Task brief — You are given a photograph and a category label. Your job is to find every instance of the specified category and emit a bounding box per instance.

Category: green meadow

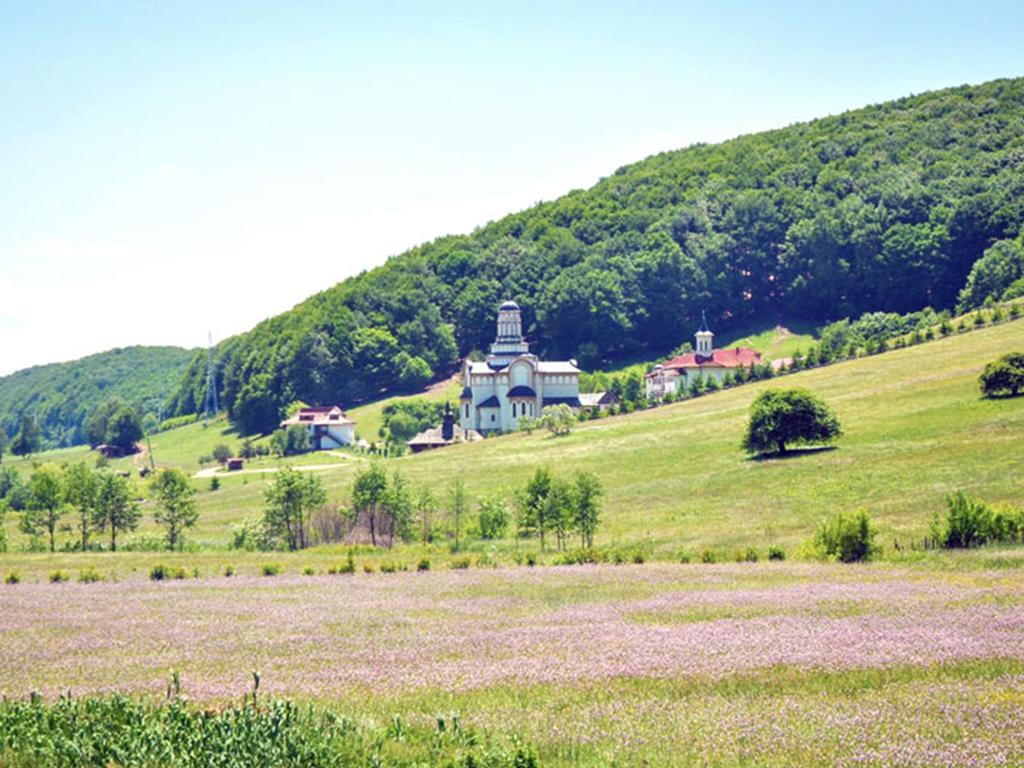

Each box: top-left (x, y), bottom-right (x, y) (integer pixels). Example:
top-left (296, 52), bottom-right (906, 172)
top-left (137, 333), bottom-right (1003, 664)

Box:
top-left (3, 316), bottom-right (1022, 568)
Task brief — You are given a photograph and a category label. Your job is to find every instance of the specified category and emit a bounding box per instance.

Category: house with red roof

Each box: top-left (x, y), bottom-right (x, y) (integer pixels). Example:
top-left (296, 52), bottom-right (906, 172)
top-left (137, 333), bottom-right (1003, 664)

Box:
top-left (645, 312), bottom-right (762, 399)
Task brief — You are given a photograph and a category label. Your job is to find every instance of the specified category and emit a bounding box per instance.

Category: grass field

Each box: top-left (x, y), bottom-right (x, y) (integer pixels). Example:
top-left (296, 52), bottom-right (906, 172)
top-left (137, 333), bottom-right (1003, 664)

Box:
top-left (3, 317), bottom-right (1022, 557)
top-left (2, 561), bottom-right (1023, 766)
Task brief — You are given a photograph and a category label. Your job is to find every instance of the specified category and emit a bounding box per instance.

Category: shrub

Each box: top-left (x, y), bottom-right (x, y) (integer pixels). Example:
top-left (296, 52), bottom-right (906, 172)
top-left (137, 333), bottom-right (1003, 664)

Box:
top-left (150, 564), bottom-right (168, 581)
top-left (212, 444), bottom-right (232, 464)
top-left (5, 571), bottom-right (21, 585)
top-left (302, 566), bottom-right (316, 576)
top-left (450, 556), bottom-right (471, 570)
top-left (631, 551), bottom-right (646, 565)
top-left (338, 550), bottom-right (356, 574)
top-left (933, 491), bottom-right (1024, 548)
top-left (417, 558), bottom-right (431, 572)
top-left (678, 552), bottom-right (691, 564)
top-left (261, 563), bottom-right (281, 577)
top-left (172, 567), bottom-right (188, 580)
top-left (362, 564), bottom-right (375, 574)
top-left (525, 554), bottom-right (537, 567)
top-left (477, 497), bottom-right (510, 540)
top-left (49, 570), bottom-right (70, 583)
top-left (979, 351), bottom-right (1024, 397)
top-left (768, 545), bottom-right (786, 561)
top-left (77, 567), bottom-right (102, 583)
top-left (210, 477), bottom-right (220, 492)
top-left (223, 565), bottom-right (235, 577)
top-left (379, 561), bottom-right (397, 574)
top-left (743, 547), bottom-right (759, 563)
top-left (700, 549), bottom-right (718, 564)
top-left (814, 510), bottom-right (877, 562)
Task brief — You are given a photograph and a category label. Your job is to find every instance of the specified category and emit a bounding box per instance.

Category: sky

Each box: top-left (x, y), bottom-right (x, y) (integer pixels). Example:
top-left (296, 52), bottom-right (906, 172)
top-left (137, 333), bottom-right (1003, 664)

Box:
top-left (1, 1), bottom-right (1023, 375)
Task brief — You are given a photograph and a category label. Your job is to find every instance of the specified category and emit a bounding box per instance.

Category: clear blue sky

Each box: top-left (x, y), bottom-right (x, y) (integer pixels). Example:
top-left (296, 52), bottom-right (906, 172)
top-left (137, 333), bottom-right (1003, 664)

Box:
top-left (1, 0), bottom-right (1022, 374)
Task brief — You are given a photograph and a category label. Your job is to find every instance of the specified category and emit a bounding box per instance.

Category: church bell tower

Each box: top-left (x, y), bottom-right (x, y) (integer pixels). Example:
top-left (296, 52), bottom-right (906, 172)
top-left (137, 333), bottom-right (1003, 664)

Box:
top-left (695, 310), bottom-right (714, 357)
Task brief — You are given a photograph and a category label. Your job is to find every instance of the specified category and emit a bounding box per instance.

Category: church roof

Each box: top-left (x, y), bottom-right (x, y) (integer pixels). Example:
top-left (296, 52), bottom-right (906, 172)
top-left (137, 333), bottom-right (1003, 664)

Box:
top-left (507, 385), bottom-right (536, 398)
top-left (537, 361), bottom-right (580, 374)
top-left (697, 310), bottom-right (711, 334)
top-left (543, 396), bottom-right (582, 407)
top-left (651, 347), bottom-right (762, 374)
top-left (460, 386), bottom-right (472, 400)
top-left (477, 395), bottom-right (501, 408)
top-left (499, 299), bottom-right (520, 311)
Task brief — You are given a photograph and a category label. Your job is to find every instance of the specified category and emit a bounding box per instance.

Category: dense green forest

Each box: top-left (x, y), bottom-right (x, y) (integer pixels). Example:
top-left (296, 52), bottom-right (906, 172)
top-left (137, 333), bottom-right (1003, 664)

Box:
top-left (0, 347), bottom-right (195, 449)
top-left (163, 77), bottom-right (1024, 434)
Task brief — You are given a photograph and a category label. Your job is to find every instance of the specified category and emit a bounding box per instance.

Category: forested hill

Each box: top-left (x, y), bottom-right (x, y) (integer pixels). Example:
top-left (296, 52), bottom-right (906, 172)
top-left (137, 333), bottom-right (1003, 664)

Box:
top-left (170, 77), bottom-right (1024, 434)
top-left (0, 346), bottom-right (196, 449)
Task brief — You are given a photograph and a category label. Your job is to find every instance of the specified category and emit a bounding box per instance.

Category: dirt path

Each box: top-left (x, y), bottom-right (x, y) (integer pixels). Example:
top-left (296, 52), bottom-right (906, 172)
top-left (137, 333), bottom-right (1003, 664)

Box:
top-left (192, 452), bottom-right (362, 480)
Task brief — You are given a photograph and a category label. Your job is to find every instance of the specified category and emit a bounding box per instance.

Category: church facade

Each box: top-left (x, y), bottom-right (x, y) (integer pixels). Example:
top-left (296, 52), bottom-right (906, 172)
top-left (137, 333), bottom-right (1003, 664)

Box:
top-left (460, 300), bottom-right (581, 434)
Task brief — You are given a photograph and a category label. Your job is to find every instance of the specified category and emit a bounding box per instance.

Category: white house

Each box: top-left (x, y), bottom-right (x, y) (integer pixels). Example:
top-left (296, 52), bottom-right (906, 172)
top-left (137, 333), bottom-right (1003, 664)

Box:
top-left (279, 406), bottom-right (356, 450)
top-left (460, 300), bottom-right (581, 434)
top-left (645, 313), bottom-right (762, 399)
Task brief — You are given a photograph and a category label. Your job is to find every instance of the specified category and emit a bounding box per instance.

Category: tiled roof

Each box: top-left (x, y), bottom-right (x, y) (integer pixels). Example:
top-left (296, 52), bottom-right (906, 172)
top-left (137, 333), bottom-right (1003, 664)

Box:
top-left (656, 347), bottom-right (761, 372)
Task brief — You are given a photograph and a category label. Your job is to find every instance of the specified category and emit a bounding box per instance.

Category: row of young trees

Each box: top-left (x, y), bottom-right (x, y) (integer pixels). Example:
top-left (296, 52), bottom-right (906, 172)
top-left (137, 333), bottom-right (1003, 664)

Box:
top-left (0, 464), bottom-right (197, 553)
top-left (253, 463), bottom-right (603, 553)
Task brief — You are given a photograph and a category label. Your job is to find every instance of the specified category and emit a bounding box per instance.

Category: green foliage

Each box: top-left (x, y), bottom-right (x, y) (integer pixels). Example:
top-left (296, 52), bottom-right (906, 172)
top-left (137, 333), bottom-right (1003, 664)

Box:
top-left (743, 388), bottom-right (842, 455)
top-left (768, 546), bottom-right (786, 561)
top-left (352, 463), bottom-right (389, 548)
top-left (814, 510), bottom-right (877, 562)
top-left (11, 414), bottom-right (42, 456)
top-left (262, 468), bottom-right (326, 551)
top-left (262, 563), bottom-right (281, 576)
top-left (380, 399), bottom-right (445, 444)
top-left (979, 351), bottom-right (1024, 397)
top-left (476, 496), bottom-right (510, 540)
top-left (92, 472), bottom-right (141, 552)
top-left (211, 444), bottom-right (232, 464)
top-left (21, 464), bottom-right (66, 552)
top-left (151, 468), bottom-right (199, 551)
top-left (0, 346), bottom-right (193, 449)
top-left (957, 235), bottom-right (1024, 311)
top-left (104, 403), bottom-right (144, 454)
top-left (64, 462), bottom-right (99, 551)
top-left (933, 491), bottom-right (1024, 548)
top-left (448, 476), bottom-right (468, 552)
top-left (169, 79), bottom-right (1024, 433)
top-left (515, 467), bottom-right (604, 551)
top-left (540, 403), bottom-right (575, 436)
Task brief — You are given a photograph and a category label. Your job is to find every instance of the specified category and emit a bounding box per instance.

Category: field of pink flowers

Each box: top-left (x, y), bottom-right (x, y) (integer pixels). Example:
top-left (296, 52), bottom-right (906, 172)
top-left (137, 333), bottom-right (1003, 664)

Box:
top-left (3, 562), bottom-right (1023, 766)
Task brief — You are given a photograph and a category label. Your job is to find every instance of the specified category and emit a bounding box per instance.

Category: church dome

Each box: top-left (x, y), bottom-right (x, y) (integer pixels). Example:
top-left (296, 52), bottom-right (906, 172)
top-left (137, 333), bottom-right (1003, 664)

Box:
top-left (499, 300), bottom-right (520, 311)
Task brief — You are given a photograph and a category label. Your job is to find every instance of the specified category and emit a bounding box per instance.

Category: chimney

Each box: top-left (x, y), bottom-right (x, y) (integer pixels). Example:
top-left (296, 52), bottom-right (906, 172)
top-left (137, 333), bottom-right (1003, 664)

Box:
top-left (442, 402), bottom-right (454, 441)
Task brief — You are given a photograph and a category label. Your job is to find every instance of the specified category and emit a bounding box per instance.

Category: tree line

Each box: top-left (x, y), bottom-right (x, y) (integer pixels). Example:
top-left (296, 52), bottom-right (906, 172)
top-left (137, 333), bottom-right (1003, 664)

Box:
top-left (0, 464), bottom-right (197, 553)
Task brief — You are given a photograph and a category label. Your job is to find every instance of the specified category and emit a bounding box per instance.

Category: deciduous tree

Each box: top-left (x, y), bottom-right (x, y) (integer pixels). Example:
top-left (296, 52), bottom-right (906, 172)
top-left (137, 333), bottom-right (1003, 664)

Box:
top-left (742, 389), bottom-right (842, 456)
top-left (21, 465), bottom-right (65, 552)
top-left (92, 472), bottom-right (141, 552)
top-left (152, 468), bottom-right (199, 551)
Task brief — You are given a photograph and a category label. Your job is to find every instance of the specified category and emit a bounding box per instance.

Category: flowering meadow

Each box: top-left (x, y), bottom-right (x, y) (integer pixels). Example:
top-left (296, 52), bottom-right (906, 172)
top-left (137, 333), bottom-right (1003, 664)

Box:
top-left (3, 562), bottom-right (1024, 766)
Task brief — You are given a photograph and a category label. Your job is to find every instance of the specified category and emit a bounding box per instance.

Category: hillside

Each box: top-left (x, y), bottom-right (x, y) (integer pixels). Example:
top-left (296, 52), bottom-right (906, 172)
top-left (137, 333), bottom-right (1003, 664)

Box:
top-left (10, 317), bottom-right (1016, 556)
top-left (167, 77), bottom-right (1024, 434)
top-left (0, 346), bottom-right (196, 449)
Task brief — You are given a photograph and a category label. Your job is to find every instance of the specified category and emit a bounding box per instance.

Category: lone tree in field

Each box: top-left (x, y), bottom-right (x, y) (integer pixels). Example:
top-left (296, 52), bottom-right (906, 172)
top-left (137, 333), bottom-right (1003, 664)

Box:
top-left (152, 468), bottom-right (199, 551)
top-left (742, 388), bottom-right (842, 456)
top-left (979, 351), bottom-right (1024, 397)
top-left (352, 463), bottom-right (388, 547)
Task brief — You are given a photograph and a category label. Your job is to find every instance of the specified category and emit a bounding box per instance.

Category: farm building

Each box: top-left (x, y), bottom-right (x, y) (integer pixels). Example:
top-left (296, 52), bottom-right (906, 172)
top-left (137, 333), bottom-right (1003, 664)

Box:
top-left (578, 391), bottom-right (619, 411)
top-left (645, 313), bottom-right (762, 399)
top-left (279, 406), bottom-right (356, 450)
top-left (459, 300), bottom-right (580, 434)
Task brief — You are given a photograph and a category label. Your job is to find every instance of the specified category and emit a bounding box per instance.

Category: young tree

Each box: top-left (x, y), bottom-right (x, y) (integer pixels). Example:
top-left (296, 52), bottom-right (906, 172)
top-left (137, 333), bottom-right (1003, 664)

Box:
top-left (545, 477), bottom-right (574, 550)
top-left (64, 462), bottom-right (99, 551)
top-left (10, 415), bottom-right (42, 457)
top-left (285, 424), bottom-right (312, 455)
top-left (21, 465), bottom-right (65, 552)
top-left (382, 471), bottom-right (414, 547)
top-left (540, 404), bottom-right (575, 437)
top-left (517, 467), bottom-right (552, 549)
top-left (448, 477), bottom-right (468, 552)
top-left (573, 471), bottom-right (603, 549)
top-left (92, 471), bottom-right (141, 552)
top-left (980, 351), bottom-right (1024, 397)
top-left (212, 444), bottom-right (232, 465)
top-left (263, 468), bottom-right (326, 550)
top-left (352, 463), bottom-right (388, 547)
top-left (416, 485), bottom-right (436, 542)
top-left (152, 468), bottom-right (199, 551)
top-left (477, 496), bottom-right (510, 540)
top-left (742, 388), bottom-right (842, 456)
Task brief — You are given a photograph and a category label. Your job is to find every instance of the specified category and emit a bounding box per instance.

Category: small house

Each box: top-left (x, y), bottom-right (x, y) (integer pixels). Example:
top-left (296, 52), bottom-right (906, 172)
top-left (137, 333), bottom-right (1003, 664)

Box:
top-left (279, 406), bottom-right (356, 450)
top-left (226, 457), bottom-right (244, 471)
top-left (578, 391), bottom-right (619, 411)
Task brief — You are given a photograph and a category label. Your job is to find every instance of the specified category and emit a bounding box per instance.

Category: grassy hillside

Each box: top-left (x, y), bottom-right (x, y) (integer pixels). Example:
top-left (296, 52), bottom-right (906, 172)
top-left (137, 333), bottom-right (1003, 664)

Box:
top-left (170, 77), bottom-right (1024, 434)
top-left (0, 346), bottom-right (195, 448)
top-left (8, 316), bottom-right (1018, 556)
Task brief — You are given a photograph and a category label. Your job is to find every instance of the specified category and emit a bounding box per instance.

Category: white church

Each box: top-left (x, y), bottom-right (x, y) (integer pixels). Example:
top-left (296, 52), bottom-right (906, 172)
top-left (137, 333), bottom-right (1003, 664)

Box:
top-left (460, 300), bottom-right (581, 434)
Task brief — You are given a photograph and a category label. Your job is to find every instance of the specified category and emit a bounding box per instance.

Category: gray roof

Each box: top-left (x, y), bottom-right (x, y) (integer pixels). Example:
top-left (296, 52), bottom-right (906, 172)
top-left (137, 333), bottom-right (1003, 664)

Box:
top-left (537, 361), bottom-right (580, 374)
